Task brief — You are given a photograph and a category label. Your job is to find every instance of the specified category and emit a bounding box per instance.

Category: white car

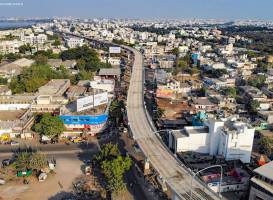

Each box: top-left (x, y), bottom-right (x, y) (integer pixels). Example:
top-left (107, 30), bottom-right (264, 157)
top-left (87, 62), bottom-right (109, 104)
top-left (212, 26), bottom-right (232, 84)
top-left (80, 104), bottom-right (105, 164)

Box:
top-left (0, 179), bottom-right (6, 185)
top-left (10, 141), bottom-right (19, 146)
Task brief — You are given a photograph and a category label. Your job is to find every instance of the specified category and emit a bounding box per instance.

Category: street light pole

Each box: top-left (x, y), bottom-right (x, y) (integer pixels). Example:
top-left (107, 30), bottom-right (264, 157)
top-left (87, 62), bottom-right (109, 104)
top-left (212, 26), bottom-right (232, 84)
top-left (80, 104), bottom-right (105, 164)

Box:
top-left (190, 165), bottom-right (223, 200)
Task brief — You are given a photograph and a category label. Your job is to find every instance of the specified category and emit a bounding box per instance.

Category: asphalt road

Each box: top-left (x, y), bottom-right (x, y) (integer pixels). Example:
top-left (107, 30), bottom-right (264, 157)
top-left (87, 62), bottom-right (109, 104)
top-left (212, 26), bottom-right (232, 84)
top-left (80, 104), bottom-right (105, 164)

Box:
top-left (0, 142), bottom-right (99, 161)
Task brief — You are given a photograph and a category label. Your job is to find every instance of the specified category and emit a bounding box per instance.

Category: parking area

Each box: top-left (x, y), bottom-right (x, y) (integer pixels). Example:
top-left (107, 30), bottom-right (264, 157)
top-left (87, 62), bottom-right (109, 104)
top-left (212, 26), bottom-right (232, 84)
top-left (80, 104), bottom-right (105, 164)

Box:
top-left (0, 151), bottom-right (96, 200)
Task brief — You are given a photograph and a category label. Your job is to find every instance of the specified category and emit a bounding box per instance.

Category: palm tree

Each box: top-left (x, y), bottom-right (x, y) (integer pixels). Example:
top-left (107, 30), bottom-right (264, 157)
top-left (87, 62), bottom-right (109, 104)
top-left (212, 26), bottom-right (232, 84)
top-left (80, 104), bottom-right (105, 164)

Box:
top-left (109, 99), bottom-right (124, 125)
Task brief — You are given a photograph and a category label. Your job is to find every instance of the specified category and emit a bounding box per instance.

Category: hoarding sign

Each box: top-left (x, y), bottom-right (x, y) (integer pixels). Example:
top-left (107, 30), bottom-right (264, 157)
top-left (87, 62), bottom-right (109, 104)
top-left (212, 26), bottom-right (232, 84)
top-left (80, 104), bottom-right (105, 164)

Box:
top-left (76, 96), bottom-right (94, 112)
top-left (109, 46), bottom-right (121, 54)
top-left (94, 92), bottom-right (108, 107)
top-left (156, 89), bottom-right (174, 99)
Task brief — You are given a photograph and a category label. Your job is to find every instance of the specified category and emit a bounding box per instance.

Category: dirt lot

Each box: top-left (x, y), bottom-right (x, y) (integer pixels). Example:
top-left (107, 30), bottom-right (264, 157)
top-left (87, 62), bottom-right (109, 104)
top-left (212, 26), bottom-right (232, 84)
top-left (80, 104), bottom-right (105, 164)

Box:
top-left (157, 98), bottom-right (190, 119)
top-left (0, 154), bottom-right (83, 200)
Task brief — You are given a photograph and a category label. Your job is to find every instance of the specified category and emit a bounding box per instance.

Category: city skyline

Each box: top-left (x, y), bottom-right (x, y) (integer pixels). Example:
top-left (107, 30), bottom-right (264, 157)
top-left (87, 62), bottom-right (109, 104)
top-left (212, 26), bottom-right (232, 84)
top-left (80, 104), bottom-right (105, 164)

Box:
top-left (0, 0), bottom-right (273, 20)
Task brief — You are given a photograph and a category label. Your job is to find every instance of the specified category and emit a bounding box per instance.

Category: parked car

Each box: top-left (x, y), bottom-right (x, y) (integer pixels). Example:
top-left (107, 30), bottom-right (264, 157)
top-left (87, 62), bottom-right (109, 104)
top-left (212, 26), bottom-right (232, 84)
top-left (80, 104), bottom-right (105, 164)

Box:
top-left (0, 179), bottom-right (6, 185)
top-left (10, 141), bottom-right (19, 146)
top-left (2, 159), bottom-right (12, 167)
top-left (40, 140), bottom-right (48, 145)
top-left (71, 137), bottom-right (82, 143)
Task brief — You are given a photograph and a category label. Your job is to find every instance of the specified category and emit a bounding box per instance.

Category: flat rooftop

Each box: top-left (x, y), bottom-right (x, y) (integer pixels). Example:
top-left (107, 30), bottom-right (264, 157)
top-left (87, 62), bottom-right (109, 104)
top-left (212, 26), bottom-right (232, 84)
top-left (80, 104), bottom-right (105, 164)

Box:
top-left (185, 126), bottom-right (209, 135)
top-left (254, 161), bottom-right (273, 181)
top-left (0, 110), bottom-right (26, 121)
top-left (38, 79), bottom-right (70, 95)
top-left (98, 68), bottom-right (121, 76)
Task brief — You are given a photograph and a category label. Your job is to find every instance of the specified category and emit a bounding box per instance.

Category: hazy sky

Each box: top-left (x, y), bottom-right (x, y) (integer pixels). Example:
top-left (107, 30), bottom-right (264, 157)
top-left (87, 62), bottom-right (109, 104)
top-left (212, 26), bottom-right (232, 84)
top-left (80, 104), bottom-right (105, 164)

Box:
top-left (0, 0), bottom-right (273, 20)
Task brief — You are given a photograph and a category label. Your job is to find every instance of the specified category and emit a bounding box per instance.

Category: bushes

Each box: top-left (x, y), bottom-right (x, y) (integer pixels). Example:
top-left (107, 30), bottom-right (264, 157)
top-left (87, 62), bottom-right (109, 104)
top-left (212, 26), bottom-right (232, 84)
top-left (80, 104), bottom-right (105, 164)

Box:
top-left (14, 151), bottom-right (47, 172)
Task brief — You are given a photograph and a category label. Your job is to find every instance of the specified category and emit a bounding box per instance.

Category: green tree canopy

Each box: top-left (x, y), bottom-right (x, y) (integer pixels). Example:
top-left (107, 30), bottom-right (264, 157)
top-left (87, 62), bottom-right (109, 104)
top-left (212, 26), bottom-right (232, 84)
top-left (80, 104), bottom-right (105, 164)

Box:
top-left (34, 50), bottom-right (60, 59)
top-left (249, 99), bottom-right (260, 113)
top-left (223, 87), bottom-right (237, 98)
top-left (60, 46), bottom-right (111, 72)
top-left (4, 53), bottom-right (21, 61)
top-left (109, 99), bottom-right (124, 125)
top-left (95, 143), bottom-right (132, 194)
top-left (171, 47), bottom-right (180, 56)
top-left (248, 75), bottom-right (266, 89)
top-left (19, 44), bottom-right (32, 54)
top-left (52, 37), bottom-right (61, 46)
top-left (9, 63), bottom-right (69, 94)
top-left (95, 143), bottom-right (120, 163)
top-left (0, 77), bottom-right (8, 85)
top-left (259, 137), bottom-right (272, 156)
top-left (35, 54), bottom-right (48, 65)
top-left (33, 113), bottom-right (64, 139)
top-left (76, 70), bottom-right (93, 81)
top-left (14, 151), bottom-right (47, 172)
top-left (102, 155), bottom-right (132, 193)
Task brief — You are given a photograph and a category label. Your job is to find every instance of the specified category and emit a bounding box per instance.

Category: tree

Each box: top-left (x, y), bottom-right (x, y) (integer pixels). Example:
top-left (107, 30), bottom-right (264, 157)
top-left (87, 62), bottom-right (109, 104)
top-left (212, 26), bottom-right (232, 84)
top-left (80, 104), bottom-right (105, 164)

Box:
top-left (70, 26), bottom-right (75, 32)
top-left (176, 57), bottom-right (189, 71)
top-left (199, 87), bottom-right (207, 97)
top-left (247, 50), bottom-right (257, 58)
top-left (0, 77), bottom-right (7, 85)
top-left (248, 75), bottom-right (266, 89)
top-left (95, 143), bottom-right (120, 163)
top-left (29, 152), bottom-right (47, 171)
top-left (5, 53), bottom-right (21, 61)
top-left (35, 54), bottom-right (48, 65)
top-left (33, 113), bottom-right (64, 139)
top-left (171, 47), bottom-right (180, 56)
top-left (9, 63), bottom-right (67, 94)
top-left (249, 100), bottom-right (260, 113)
top-left (212, 69), bottom-right (228, 78)
top-left (156, 107), bottom-right (165, 119)
top-left (223, 87), bottom-right (237, 98)
top-left (19, 44), bottom-right (32, 54)
top-left (109, 99), bottom-right (124, 125)
top-left (95, 144), bottom-right (132, 195)
top-left (189, 67), bottom-right (200, 75)
top-left (255, 61), bottom-right (268, 73)
top-left (102, 155), bottom-right (132, 193)
top-left (76, 70), bottom-right (93, 81)
top-left (52, 37), bottom-right (61, 46)
top-left (14, 151), bottom-right (47, 172)
top-left (14, 152), bottom-right (31, 171)
top-left (259, 137), bottom-right (272, 156)
top-left (75, 58), bottom-right (86, 70)
top-left (60, 46), bottom-right (111, 72)
top-left (34, 50), bottom-right (59, 59)
top-left (0, 54), bottom-right (3, 62)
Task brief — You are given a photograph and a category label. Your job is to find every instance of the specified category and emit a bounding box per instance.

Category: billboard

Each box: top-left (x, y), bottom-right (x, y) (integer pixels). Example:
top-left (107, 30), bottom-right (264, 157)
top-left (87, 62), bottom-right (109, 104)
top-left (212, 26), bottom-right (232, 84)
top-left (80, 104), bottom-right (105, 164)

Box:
top-left (76, 96), bottom-right (94, 112)
top-left (60, 114), bottom-right (108, 125)
top-left (94, 92), bottom-right (108, 107)
top-left (76, 92), bottom-right (108, 112)
top-left (156, 89), bottom-right (174, 99)
top-left (109, 46), bottom-right (121, 54)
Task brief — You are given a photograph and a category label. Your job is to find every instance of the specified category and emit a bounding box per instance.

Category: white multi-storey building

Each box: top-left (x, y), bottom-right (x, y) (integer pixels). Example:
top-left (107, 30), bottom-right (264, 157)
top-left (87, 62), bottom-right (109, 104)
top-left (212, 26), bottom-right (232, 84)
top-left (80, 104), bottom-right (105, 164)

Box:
top-left (21, 33), bottom-right (48, 46)
top-left (168, 118), bottom-right (255, 163)
top-left (66, 37), bottom-right (84, 48)
top-left (0, 40), bottom-right (22, 54)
